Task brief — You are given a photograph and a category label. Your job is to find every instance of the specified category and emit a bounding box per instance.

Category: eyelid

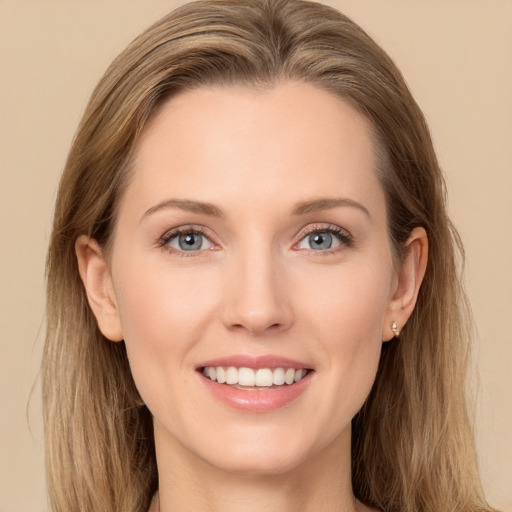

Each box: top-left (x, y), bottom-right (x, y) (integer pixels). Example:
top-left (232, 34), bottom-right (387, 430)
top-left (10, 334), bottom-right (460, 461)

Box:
top-left (156, 222), bottom-right (353, 255)
top-left (157, 224), bottom-right (219, 255)
top-left (292, 223), bottom-right (354, 251)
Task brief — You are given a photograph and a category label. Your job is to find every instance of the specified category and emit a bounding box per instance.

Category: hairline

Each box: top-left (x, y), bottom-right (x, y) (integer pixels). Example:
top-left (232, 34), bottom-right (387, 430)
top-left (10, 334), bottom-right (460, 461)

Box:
top-left (102, 78), bottom-right (400, 263)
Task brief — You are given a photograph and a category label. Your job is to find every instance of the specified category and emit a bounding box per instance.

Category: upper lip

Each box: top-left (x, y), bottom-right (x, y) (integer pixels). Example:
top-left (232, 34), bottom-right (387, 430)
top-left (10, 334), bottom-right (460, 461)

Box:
top-left (197, 354), bottom-right (313, 370)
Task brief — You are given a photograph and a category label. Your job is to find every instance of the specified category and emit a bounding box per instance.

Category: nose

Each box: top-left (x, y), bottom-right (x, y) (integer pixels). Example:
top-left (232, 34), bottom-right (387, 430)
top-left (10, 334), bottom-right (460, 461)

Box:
top-left (221, 246), bottom-right (294, 336)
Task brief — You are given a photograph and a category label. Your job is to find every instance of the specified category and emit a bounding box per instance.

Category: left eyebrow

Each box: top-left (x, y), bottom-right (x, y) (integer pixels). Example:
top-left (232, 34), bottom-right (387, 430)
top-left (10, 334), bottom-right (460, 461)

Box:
top-left (292, 198), bottom-right (371, 219)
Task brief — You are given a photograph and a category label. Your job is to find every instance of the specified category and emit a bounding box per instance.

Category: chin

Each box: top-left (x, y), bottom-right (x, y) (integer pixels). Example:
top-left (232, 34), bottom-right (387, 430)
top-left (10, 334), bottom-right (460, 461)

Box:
top-left (202, 446), bottom-right (312, 477)
top-left (186, 421), bottom-right (344, 479)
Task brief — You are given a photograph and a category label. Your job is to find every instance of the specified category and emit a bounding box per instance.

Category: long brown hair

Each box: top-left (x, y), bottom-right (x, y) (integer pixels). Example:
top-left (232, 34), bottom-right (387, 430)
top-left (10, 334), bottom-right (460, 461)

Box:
top-left (43, 1), bottom-right (496, 511)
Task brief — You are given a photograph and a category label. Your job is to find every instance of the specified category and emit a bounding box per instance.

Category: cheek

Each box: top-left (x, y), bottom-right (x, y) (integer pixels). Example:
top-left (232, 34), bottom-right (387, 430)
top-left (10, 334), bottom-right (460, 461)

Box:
top-left (300, 255), bottom-right (392, 343)
top-left (111, 255), bottom-right (220, 407)
top-left (297, 257), bottom-right (391, 421)
top-left (114, 252), bottom-right (220, 335)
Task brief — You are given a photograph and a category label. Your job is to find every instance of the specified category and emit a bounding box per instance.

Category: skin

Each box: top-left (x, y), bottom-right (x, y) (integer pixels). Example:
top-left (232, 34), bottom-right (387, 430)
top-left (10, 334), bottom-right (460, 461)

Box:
top-left (76, 82), bottom-right (427, 512)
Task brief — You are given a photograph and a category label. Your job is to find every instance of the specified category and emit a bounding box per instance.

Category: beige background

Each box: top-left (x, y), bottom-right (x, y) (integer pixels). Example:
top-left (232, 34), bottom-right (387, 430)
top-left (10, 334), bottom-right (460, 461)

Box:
top-left (1, 1), bottom-right (511, 511)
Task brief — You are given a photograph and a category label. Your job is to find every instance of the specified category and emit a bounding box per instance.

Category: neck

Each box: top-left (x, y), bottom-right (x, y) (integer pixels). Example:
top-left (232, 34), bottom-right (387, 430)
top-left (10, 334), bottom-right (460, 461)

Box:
top-left (151, 423), bottom-right (365, 512)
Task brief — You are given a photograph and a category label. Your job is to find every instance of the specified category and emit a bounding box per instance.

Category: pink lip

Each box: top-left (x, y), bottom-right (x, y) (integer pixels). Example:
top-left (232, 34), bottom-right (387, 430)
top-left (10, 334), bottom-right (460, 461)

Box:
top-left (197, 354), bottom-right (312, 370)
top-left (196, 354), bottom-right (314, 413)
top-left (199, 372), bottom-right (313, 413)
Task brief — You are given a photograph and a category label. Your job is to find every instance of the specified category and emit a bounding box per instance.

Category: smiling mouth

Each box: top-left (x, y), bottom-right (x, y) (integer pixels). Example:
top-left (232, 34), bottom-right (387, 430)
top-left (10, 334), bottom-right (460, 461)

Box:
top-left (200, 366), bottom-right (311, 389)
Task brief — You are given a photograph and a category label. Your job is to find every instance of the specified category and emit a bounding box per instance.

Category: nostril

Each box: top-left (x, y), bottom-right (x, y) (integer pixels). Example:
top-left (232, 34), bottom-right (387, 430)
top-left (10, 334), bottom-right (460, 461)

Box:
top-left (230, 321), bottom-right (285, 335)
top-left (221, 293), bottom-right (294, 335)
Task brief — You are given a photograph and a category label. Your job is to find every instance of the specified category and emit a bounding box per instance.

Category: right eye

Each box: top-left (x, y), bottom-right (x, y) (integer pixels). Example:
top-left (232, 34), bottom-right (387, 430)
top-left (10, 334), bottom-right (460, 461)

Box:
top-left (162, 229), bottom-right (216, 254)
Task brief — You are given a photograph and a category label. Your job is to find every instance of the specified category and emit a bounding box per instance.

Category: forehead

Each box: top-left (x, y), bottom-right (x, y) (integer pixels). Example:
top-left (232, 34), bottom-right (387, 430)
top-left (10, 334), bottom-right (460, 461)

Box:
top-left (124, 82), bottom-right (385, 218)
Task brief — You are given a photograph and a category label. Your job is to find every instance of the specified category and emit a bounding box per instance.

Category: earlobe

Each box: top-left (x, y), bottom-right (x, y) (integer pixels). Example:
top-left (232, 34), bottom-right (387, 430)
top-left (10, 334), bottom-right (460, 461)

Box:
top-left (75, 235), bottom-right (123, 342)
top-left (383, 227), bottom-right (428, 341)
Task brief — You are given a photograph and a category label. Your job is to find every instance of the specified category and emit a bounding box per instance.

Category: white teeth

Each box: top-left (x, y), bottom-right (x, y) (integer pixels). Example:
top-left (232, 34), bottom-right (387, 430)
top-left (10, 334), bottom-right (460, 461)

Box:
top-left (273, 367), bottom-right (285, 385)
top-left (216, 366), bottom-right (226, 384)
top-left (225, 366), bottom-right (238, 385)
top-left (285, 368), bottom-right (295, 385)
top-left (255, 368), bottom-right (273, 387)
top-left (202, 366), bottom-right (309, 387)
top-left (238, 367), bottom-right (255, 386)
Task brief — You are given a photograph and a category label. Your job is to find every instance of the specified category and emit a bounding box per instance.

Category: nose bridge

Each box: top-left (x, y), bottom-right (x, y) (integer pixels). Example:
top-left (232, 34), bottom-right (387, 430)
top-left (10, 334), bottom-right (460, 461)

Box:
top-left (222, 236), bottom-right (293, 335)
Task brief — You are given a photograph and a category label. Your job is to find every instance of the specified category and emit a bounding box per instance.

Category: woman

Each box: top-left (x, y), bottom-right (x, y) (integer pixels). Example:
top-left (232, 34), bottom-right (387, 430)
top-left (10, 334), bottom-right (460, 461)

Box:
top-left (42, 1), bottom-right (499, 511)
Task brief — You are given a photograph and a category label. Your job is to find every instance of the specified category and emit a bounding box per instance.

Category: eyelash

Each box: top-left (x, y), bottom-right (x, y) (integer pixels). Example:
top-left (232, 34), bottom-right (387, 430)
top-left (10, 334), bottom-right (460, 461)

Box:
top-left (293, 224), bottom-right (354, 254)
top-left (157, 223), bottom-right (354, 256)
top-left (158, 226), bottom-right (215, 257)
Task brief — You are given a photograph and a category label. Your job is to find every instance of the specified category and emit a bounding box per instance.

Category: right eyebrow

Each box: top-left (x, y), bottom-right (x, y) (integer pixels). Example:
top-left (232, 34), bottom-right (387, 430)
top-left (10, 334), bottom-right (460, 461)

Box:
top-left (140, 199), bottom-right (223, 223)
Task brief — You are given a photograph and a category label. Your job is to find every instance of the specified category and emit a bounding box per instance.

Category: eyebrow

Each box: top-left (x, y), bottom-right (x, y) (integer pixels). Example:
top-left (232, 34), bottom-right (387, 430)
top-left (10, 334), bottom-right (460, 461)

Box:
top-left (292, 198), bottom-right (371, 218)
top-left (141, 196), bottom-right (370, 222)
top-left (141, 199), bottom-right (223, 222)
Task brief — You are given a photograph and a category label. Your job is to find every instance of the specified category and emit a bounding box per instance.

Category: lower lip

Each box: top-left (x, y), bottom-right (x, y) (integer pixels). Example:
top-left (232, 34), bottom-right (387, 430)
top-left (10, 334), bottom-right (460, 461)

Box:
top-left (199, 371), bottom-right (313, 413)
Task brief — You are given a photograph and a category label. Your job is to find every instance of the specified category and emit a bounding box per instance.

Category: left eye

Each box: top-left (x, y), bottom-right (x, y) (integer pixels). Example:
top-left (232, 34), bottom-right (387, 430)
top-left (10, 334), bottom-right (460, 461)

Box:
top-left (166, 231), bottom-right (214, 251)
top-left (297, 231), bottom-right (342, 251)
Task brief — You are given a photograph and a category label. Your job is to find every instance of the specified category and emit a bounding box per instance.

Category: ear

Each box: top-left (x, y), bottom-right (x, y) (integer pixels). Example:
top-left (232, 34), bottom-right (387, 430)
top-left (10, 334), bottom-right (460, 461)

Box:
top-left (75, 235), bottom-right (123, 342)
top-left (383, 227), bottom-right (428, 341)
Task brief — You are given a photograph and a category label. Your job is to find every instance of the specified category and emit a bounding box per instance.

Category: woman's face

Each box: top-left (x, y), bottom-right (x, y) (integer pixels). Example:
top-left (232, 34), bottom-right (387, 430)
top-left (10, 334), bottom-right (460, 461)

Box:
top-left (102, 82), bottom-right (402, 475)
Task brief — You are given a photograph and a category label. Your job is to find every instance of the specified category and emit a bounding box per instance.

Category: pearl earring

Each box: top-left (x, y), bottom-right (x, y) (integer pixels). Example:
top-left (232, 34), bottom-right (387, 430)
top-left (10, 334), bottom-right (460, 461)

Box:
top-left (391, 321), bottom-right (400, 337)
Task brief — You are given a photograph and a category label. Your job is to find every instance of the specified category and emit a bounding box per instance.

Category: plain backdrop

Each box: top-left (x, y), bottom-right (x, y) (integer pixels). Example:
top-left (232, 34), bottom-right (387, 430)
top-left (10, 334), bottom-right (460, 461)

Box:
top-left (1, 1), bottom-right (511, 511)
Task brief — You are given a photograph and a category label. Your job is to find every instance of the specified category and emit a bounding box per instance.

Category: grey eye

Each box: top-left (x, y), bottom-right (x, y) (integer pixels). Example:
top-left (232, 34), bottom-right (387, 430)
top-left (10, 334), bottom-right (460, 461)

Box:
top-left (297, 231), bottom-right (342, 251)
top-left (168, 232), bottom-right (212, 251)
top-left (309, 232), bottom-right (333, 250)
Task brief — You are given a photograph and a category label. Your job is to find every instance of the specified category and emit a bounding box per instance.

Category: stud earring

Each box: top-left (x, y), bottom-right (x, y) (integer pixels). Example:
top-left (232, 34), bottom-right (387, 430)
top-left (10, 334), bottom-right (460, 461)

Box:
top-left (391, 321), bottom-right (400, 337)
